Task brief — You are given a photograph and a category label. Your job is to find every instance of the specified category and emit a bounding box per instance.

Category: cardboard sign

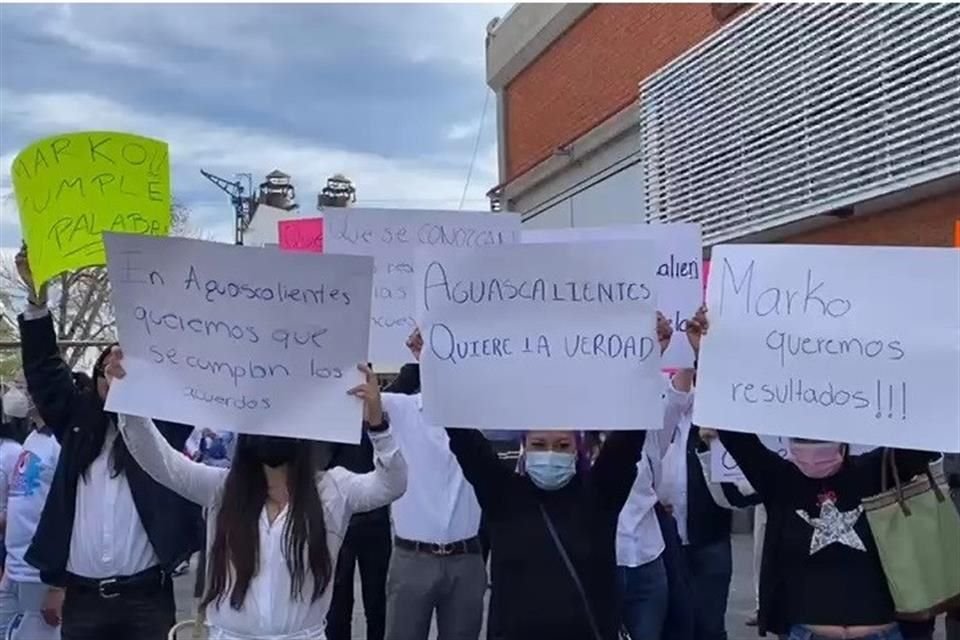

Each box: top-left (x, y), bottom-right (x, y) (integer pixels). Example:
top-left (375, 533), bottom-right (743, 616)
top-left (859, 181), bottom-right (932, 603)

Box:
top-left (693, 245), bottom-right (960, 452)
top-left (279, 218), bottom-right (324, 253)
top-left (416, 240), bottom-right (664, 430)
top-left (103, 233), bottom-right (373, 443)
top-left (12, 132), bottom-right (171, 289)
top-left (323, 208), bottom-right (520, 365)
top-left (522, 224), bottom-right (702, 368)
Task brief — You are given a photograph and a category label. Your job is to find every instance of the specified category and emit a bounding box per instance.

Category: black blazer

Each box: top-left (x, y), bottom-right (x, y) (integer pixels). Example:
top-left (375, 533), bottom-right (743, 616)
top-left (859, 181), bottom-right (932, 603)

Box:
top-left (19, 313), bottom-right (203, 585)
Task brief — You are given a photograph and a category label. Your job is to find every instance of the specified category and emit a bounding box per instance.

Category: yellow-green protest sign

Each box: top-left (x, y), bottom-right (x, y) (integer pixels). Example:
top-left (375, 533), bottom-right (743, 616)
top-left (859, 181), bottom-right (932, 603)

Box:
top-left (12, 131), bottom-right (171, 289)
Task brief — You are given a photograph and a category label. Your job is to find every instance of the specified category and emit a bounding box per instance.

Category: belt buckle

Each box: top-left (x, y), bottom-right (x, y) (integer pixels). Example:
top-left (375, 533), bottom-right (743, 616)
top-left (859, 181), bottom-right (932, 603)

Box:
top-left (432, 542), bottom-right (453, 556)
top-left (98, 578), bottom-right (120, 599)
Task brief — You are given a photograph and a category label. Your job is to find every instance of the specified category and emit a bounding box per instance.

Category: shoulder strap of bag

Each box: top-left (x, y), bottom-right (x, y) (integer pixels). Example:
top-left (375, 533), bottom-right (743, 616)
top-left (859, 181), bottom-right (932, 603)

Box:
top-left (538, 502), bottom-right (605, 640)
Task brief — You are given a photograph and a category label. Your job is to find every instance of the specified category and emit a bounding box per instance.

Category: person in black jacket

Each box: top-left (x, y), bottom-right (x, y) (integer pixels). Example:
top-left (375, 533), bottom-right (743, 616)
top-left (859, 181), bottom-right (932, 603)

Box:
top-left (687, 306), bottom-right (937, 640)
top-left (15, 247), bottom-right (203, 640)
top-left (440, 313), bottom-right (676, 640)
top-left (447, 427), bottom-right (645, 640)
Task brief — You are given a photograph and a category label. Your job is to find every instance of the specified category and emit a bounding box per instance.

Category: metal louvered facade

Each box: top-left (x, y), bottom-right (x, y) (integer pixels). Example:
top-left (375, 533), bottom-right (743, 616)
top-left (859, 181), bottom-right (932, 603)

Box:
top-left (639, 3), bottom-right (960, 245)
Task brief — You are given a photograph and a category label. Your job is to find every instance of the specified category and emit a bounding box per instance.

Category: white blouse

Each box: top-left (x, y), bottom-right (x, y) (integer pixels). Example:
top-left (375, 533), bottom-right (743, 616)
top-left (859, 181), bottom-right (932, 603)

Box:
top-left (118, 414), bottom-right (407, 640)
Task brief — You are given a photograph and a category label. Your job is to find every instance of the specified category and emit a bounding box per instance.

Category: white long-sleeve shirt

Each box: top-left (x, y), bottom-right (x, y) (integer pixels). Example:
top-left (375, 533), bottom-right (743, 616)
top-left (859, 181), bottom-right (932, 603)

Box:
top-left (382, 393), bottom-right (481, 545)
top-left (656, 380), bottom-right (696, 545)
top-left (616, 378), bottom-right (693, 567)
top-left (118, 414), bottom-right (407, 640)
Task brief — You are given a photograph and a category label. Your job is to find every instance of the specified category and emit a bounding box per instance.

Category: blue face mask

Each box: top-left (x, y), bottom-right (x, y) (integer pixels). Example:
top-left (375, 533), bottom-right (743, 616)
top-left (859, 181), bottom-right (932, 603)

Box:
top-left (525, 451), bottom-right (577, 490)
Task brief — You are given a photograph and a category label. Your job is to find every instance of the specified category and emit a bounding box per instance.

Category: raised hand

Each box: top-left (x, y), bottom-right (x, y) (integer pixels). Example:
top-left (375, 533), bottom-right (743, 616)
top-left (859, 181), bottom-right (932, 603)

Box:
top-left (656, 311), bottom-right (673, 356)
top-left (15, 243), bottom-right (47, 305)
top-left (686, 304), bottom-right (709, 359)
top-left (405, 327), bottom-right (423, 362)
top-left (348, 363), bottom-right (384, 427)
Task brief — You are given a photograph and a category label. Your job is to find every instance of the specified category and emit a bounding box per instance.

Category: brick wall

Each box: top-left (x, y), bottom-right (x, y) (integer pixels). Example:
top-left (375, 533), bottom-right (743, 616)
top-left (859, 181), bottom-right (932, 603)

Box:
top-left (504, 4), bottom-right (726, 181)
top-left (781, 191), bottom-right (960, 247)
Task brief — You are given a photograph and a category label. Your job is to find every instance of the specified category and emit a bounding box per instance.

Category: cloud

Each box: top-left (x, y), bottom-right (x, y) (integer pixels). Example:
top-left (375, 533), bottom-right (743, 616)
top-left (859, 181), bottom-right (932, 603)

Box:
top-left (0, 88), bottom-right (499, 247)
top-left (37, 4), bottom-right (180, 75)
top-left (0, 4), bottom-right (510, 248)
top-left (446, 118), bottom-right (482, 142)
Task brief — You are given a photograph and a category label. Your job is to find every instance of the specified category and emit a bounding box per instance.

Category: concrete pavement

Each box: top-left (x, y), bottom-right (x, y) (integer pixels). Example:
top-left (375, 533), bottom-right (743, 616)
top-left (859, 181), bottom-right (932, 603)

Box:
top-left (172, 532), bottom-right (947, 640)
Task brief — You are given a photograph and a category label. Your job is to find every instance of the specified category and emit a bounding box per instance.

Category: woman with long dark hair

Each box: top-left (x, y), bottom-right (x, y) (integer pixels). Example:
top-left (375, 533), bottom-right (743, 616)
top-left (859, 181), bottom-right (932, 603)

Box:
top-left (111, 352), bottom-right (407, 640)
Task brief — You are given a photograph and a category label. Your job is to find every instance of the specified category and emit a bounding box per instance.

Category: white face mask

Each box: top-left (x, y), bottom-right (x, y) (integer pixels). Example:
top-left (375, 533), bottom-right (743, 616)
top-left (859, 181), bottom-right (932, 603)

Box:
top-left (525, 451), bottom-right (577, 491)
top-left (2, 388), bottom-right (29, 419)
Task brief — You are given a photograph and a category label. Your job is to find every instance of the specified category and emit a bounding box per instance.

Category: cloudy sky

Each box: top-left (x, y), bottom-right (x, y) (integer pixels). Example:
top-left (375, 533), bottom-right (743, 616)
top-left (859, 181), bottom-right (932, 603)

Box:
top-left (0, 3), bottom-right (510, 248)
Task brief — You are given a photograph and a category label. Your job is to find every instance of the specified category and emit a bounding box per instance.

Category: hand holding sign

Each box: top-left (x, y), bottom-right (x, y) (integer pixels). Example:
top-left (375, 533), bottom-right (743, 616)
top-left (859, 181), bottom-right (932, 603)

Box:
top-left (685, 304), bottom-right (709, 358)
top-left (347, 364), bottom-right (384, 425)
top-left (12, 132), bottom-right (171, 290)
top-left (14, 245), bottom-right (48, 306)
top-left (657, 311), bottom-right (674, 356)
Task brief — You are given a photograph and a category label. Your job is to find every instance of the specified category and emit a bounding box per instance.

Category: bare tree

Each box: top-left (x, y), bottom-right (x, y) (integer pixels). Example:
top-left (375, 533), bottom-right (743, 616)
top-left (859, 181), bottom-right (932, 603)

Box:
top-left (0, 200), bottom-right (200, 376)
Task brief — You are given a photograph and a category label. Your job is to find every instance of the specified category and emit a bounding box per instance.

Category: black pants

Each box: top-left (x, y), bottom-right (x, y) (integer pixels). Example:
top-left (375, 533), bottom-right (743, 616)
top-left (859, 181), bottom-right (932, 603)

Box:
top-left (326, 519), bottom-right (392, 640)
top-left (62, 579), bottom-right (176, 640)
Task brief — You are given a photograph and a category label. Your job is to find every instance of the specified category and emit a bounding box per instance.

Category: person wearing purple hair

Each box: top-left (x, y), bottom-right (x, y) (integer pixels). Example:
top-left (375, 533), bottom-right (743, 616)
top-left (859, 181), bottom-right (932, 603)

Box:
top-left (443, 313), bottom-right (675, 640)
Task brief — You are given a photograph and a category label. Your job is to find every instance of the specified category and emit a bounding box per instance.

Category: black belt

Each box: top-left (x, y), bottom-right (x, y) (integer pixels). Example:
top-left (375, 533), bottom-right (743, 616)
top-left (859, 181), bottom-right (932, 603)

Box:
top-left (395, 536), bottom-right (482, 557)
top-left (66, 566), bottom-right (168, 599)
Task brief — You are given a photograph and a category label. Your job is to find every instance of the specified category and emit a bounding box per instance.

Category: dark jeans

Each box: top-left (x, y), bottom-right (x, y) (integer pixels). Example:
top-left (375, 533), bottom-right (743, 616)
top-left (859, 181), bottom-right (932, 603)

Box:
top-left (618, 556), bottom-right (669, 640)
top-left (899, 619), bottom-right (934, 639)
top-left (327, 519), bottom-right (392, 640)
top-left (62, 579), bottom-right (175, 640)
top-left (656, 505), bottom-right (694, 640)
top-left (682, 538), bottom-right (732, 640)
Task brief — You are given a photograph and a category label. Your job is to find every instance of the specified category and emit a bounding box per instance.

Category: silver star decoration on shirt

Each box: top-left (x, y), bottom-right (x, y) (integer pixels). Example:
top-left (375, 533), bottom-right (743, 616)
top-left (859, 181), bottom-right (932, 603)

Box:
top-left (795, 499), bottom-right (867, 555)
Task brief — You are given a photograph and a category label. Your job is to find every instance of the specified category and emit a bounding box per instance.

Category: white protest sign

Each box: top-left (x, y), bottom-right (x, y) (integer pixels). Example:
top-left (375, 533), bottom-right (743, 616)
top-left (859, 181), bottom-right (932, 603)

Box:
top-left (323, 208), bottom-right (520, 365)
top-left (416, 240), bottom-right (663, 430)
top-left (103, 234), bottom-right (374, 444)
top-left (710, 438), bottom-right (878, 483)
top-left (523, 224), bottom-right (702, 368)
top-left (693, 245), bottom-right (960, 453)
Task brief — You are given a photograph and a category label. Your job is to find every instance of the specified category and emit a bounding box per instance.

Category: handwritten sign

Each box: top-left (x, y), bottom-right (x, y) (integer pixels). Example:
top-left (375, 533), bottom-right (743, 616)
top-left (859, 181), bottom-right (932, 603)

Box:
top-left (279, 218), bottom-right (323, 253)
top-left (711, 438), bottom-right (878, 483)
top-left (692, 245), bottom-right (960, 452)
top-left (522, 224), bottom-right (702, 368)
top-left (12, 132), bottom-right (171, 289)
top-left (103, 233), bottom-right (374, 444)
top-left (323, 208), bottom-right (520, 365)
top-left (416, 240), bottom-right (663, 430)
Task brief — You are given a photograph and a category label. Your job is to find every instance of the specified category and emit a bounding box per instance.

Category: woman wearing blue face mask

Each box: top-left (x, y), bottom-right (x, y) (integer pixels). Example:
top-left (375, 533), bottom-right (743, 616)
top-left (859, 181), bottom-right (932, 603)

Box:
top-left (444, 312), bottom-right (675, 640)
top-left (445, 427), bottom-right (645, 640)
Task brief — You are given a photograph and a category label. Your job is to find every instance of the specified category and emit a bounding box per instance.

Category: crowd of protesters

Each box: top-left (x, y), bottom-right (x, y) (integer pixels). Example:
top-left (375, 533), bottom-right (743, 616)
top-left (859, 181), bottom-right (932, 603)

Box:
top-left (1, 244), bottom-right (958, 640)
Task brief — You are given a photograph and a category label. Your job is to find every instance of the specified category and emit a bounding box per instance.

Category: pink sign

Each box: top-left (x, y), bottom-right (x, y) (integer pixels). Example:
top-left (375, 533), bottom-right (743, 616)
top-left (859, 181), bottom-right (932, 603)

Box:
top-left (279, 218), bottom-right (324, 253)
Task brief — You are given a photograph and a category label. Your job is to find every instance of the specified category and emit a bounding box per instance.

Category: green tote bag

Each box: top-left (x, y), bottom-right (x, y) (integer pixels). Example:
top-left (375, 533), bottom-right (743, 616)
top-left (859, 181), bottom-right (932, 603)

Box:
top-left (862, 450), bottom-right (960, 619)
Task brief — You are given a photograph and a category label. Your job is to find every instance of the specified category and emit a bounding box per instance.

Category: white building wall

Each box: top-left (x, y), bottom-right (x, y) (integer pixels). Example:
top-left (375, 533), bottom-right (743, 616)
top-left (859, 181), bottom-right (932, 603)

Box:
top-left (242, 204), bottom-right (303, 247)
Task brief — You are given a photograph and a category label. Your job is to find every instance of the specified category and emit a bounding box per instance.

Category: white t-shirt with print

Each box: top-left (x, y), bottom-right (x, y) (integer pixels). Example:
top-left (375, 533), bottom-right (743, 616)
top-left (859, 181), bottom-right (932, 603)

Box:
top-left (5, 430), bottom-right (61, 582)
